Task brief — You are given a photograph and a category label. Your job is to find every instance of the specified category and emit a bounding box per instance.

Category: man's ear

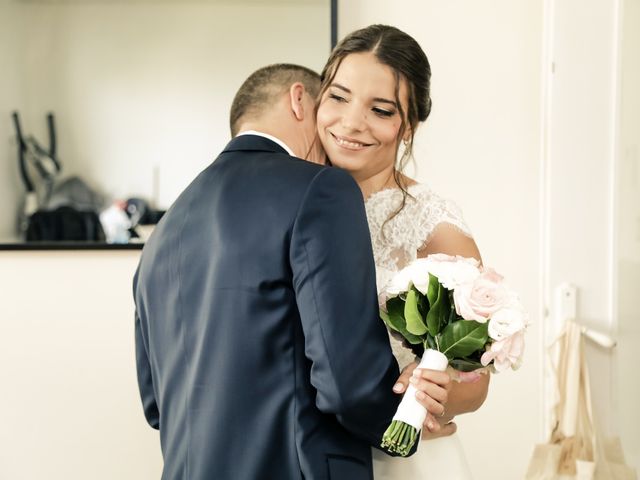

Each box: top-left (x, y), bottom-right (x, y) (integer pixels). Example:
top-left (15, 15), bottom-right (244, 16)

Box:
top-left (289, 82), bottom-right (306, 121)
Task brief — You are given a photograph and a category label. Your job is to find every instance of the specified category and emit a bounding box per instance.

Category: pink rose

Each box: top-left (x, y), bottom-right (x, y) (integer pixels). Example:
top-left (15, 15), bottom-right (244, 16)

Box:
top-left (481, 329), bottom-right (525, 372)
top-left (453, 268), bottom-right (508, 323)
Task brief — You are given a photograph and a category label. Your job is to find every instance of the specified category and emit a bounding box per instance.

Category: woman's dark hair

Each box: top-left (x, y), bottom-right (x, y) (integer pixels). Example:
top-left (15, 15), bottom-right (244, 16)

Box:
top-left (318, 24), bottom-right (432, 223)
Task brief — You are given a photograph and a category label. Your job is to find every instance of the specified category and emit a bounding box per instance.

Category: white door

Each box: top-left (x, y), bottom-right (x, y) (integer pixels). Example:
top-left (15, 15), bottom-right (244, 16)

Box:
top-left (614, 0), bottom-right (640, 469)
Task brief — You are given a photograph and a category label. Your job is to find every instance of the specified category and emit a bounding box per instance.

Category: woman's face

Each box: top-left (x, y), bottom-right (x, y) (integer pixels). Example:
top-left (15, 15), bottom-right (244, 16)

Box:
top-left (316, 52), bottom-right (409, 183)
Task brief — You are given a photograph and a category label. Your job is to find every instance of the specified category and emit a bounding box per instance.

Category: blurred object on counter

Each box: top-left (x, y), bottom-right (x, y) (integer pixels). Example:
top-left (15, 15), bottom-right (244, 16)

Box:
top-left (47, 176), bottom-right (106, 212)
top-left (26, 207), bottom-right (105, 242)
top-left (124, 197), bottom-right (164, 243)
top-left (126, 198), bottom-right (148, 227)
top-left (99, 201), bottom-right (131, 244)
top-left (12, 111), bottom-right (107, 242)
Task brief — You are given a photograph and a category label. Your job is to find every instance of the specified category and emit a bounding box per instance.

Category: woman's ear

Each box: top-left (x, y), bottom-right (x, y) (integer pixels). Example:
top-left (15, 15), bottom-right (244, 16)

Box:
top-left (289, 82), bottom-right (306, 121)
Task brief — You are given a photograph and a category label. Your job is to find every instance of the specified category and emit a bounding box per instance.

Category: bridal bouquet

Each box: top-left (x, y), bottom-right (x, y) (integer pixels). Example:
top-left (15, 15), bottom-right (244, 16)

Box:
top-left (379, 254), bottom-right (528, 456)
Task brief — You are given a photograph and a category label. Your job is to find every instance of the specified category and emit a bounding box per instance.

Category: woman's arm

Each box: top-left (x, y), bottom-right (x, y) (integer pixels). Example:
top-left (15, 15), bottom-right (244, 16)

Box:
top-left (420, 222), bottom-right (482, 263)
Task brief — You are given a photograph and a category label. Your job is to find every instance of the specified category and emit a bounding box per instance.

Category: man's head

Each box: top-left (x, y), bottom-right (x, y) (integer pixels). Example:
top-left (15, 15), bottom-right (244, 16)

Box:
top-left (230, 64), bottom-right (323, 162)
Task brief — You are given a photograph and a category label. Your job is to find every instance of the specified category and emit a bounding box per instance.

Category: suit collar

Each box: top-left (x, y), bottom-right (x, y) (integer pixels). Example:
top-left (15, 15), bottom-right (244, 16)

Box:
top-left (236, 131), bottom-right (295, 156)
top-left (223, 134), bottom-right (290, 156)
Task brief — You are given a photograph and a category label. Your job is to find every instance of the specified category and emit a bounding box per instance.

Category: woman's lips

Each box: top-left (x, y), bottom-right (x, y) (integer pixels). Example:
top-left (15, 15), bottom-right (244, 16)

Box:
top-left (330, 132), bottom-right (372, 150)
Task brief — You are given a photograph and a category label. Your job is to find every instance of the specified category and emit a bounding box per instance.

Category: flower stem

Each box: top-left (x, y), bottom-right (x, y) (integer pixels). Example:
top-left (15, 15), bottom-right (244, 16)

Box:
top-left (381, 420), bottom-right (418, 456)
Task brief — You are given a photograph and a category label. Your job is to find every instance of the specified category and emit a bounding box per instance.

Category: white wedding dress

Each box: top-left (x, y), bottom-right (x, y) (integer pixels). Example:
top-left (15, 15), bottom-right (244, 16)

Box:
top-left (365, 183), bottom-right (474, 480)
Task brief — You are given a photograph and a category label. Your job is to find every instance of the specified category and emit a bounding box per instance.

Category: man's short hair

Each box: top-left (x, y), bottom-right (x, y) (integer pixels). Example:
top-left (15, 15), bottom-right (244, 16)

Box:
top-left (229, 63), bottom-right (321, 137)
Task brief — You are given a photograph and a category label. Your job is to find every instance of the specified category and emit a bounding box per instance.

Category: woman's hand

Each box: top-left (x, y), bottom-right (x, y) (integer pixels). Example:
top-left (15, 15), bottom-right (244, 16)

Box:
top-left (393, 362), bottom-right (452, 435)
top-left (394, 362), bottom-right (490, 440)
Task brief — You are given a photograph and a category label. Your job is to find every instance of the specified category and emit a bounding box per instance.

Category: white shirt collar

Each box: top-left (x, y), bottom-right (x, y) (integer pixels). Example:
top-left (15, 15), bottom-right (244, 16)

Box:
top-left (236, 130), bottom-right (295, 157)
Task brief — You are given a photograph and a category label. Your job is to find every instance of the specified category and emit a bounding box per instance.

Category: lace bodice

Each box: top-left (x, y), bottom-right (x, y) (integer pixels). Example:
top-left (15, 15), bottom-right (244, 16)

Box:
top-left (364, 183), bottom-right (472, 368)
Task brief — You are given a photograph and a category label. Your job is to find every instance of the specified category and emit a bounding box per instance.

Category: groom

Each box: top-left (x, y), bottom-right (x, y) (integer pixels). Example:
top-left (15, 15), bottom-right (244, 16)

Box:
top-left (134, 64), bottom-right (442, 480)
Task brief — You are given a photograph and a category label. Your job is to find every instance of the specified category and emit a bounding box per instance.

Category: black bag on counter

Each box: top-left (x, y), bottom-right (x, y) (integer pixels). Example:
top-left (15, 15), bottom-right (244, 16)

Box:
top-left (26, 206), bottom-right (105, 242)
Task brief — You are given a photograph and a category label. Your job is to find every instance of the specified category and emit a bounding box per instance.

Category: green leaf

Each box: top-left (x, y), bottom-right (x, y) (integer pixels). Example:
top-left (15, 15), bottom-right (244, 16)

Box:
top-left (439, 320), bottom-right (488, 359)
top-left (381, 297), bottom-right (406, 333)
top-left (427, 273), bottom-right (439, 306)
top-left (402, 331), bottom-right (424, 345)
top-left (418, 291), bottom-right (430, 318)
top-left (380, 297), bottom-right (423, 345)
top-left (449, 358), bottom-right (485, 372)
top-left (404, 289), bottom-right (427, 335)
top-left (426, 282), bottom-right (449, 335)
top-left (425, 334), bottom-right (438, 351)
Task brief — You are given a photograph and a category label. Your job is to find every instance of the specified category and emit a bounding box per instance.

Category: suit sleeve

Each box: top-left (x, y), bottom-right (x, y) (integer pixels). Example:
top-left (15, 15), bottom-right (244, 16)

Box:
top-left (133, 268), bottom-right (160, 430)
top-left (290, 167), bottom-right (405, 451)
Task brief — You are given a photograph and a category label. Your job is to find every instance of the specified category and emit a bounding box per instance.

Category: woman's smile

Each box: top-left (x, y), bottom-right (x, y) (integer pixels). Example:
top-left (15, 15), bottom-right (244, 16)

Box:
top-left (330, 132), bottom-right (373, 150)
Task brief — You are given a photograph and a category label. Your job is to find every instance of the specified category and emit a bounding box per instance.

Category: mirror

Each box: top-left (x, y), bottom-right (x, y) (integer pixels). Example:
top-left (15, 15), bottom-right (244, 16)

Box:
top-left (2, 0), bottom-right (333, 245)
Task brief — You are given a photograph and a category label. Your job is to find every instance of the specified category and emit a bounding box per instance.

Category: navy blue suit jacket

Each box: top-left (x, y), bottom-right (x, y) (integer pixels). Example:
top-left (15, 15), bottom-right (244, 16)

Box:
top-left (134, 135), bottom-right (405, 479)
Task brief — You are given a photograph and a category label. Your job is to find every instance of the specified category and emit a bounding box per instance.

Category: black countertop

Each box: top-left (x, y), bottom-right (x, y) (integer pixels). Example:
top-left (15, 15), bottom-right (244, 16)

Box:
top-left (0, 241), bottom-right (144, 251)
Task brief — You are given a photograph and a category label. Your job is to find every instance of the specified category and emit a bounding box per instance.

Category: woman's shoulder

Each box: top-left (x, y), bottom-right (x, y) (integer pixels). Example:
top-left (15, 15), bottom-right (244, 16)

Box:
top-left (406, 182), bottom-right (473, 241)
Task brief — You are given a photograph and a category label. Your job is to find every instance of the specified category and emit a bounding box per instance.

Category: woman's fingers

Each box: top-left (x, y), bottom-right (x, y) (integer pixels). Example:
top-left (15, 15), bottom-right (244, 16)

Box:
top-left (422, 412), bottom-right (441, 432)
top-left (421, 421), bottom-right (457, 440)
top-left (412, 368), bottom-right (451, 390)
top-left (409, 368), bottom-right (450, 415)
top-left (392, 361), bottom-right (419, 394)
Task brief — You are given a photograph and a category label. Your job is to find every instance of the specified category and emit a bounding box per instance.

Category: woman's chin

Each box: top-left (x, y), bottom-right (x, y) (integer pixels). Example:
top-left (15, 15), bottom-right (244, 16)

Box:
top-left (327, 160), bottom-right (363, 176)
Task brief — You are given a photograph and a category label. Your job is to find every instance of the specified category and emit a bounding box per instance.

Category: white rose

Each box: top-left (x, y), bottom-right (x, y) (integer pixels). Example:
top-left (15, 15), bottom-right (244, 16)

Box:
top-left (384, 262), bottom-right (420, 297)
top-left (487, 307), bottom-right (527, 341)
top-left (406, 258), bottom-right (432, 294)
top-left (422, 256), bottom-right (480, 291)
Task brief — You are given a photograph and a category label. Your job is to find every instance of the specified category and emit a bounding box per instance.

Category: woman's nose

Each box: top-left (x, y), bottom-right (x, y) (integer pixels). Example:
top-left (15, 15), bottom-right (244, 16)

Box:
top-left (341, 104), bottom-right (366, 132)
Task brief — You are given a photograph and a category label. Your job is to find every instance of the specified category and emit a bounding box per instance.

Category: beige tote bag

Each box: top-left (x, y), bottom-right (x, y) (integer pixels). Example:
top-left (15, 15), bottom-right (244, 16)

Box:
top-left (525, 321), bottom-right (636, 480)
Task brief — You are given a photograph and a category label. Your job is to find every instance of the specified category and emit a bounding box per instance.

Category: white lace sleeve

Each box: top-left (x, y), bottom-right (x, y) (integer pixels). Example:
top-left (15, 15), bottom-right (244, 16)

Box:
top-left (413, 190), bottom-right (473, 252)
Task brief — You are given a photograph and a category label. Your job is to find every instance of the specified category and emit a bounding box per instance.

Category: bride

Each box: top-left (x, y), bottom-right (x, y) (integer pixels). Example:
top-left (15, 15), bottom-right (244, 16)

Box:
top-left (314, 24), bottom-right (490, 478)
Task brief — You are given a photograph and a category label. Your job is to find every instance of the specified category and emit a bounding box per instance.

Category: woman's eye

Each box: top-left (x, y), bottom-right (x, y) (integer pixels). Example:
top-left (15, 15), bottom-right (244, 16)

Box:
top-left (329, 93), bottom-right (347, 103)
top-left (373, 107), bottom-right (395, 118)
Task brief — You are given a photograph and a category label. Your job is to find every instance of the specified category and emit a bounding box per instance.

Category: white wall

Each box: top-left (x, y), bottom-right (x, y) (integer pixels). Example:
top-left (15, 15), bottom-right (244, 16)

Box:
top-left (18, 1), bottom-right (329, 210)
top-left (0, 0), bottom-right (24, 239)
top-left (339, 3), bottom-right (544, 479)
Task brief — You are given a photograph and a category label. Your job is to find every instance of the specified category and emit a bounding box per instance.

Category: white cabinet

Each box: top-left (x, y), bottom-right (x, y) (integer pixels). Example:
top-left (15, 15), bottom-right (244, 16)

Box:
top-left (0, 250), bottom-right (162, 479)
